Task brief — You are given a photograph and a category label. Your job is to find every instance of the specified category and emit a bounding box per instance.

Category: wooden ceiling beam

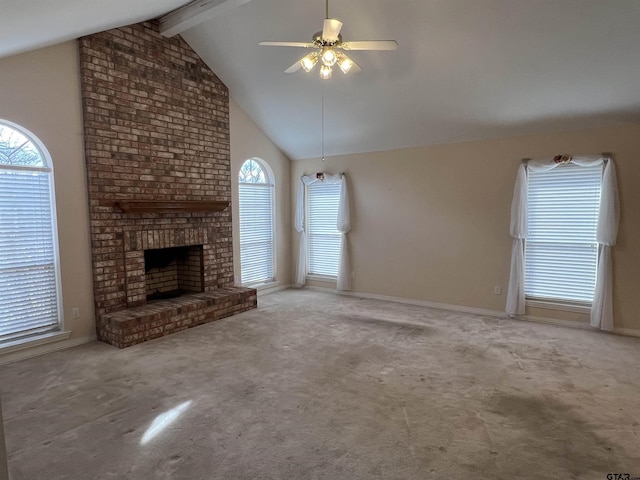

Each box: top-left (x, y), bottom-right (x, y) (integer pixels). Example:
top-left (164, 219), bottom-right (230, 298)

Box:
top-left (159, 0), bottom-right (252, 37)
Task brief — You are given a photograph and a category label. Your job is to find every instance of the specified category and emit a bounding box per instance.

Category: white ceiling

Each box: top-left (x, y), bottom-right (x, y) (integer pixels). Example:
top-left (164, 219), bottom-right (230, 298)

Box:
top-left (0, 0), bottom-right (189, 58)
top-left (3, 0), bottom-right (640, 160)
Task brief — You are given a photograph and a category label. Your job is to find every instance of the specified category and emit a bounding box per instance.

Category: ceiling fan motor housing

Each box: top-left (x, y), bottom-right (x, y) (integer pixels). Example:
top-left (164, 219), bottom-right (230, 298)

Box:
top-left (313, 31), bottom-right (342, 47)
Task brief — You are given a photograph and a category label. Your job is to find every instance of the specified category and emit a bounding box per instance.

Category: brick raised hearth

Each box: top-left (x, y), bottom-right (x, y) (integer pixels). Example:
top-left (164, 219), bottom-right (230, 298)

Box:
top-left (79, 21), bottom-right (256, 348)
top-left (101, 288), bottom-right (256, 348)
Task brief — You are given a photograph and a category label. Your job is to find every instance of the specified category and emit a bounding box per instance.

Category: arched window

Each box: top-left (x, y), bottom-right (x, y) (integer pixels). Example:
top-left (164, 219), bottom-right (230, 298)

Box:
top-left (238, 159), bottom-right (275, 285)
top-left (0, 120), bottom-right (62, 342)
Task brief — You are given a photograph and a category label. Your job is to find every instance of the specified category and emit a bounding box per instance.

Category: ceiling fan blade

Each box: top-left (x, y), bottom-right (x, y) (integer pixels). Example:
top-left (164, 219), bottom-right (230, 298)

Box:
top-left (348, 58), bottom-right (362, 73)
top-left (284, 59), bottom-right (304, 73)
top-left (341, 40), bottom-right (399, 51)
top-left (259, 41), bottom-right (314, 48)
top-left (322, 18), bottom-right (343, 42)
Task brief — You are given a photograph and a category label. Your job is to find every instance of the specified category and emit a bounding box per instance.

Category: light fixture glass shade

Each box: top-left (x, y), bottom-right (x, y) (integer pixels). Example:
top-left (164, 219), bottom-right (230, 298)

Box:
top-left (301, 52), bottom-right (318, 72)
top-left (321, 48), bottom-right (337, 67)
top-left (337, 54), bottom-right (353, 74)
top-left (319, 64), bottom-right (333, 80)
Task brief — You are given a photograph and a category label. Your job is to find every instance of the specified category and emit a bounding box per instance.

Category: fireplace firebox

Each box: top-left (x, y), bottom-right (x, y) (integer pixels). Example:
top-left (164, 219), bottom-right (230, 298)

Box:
top-left (144, 245), bottom-right (203, 301)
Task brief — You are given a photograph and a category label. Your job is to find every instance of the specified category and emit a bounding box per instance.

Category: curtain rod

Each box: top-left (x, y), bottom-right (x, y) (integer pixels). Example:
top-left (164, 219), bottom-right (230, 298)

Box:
top-left (521, 152), bottom-right (612, 162)
top-left (311, 171), bottom-right (345, 176)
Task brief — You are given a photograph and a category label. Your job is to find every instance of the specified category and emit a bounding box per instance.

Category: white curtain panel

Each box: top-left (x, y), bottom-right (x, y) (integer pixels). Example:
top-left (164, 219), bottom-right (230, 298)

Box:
top-left (294, 177), bottom-right (307, 286)
top-left (295, 173), bottom-right (351, 290)
top-left (505, 156), bottom-right (619, 330)
top-left (592, 159), bottom-right (620, 330)
top-left (337, 175), bottom-right (352, 291)
top-left (506, 163), bottom-right (528, 315)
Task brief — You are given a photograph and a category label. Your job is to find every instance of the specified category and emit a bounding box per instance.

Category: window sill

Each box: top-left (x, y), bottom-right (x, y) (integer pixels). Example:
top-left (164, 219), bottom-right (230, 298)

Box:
top-left (247, 280), bottom-right (279, 291)
top-left (306, 274), bottom-right (337, 283)
top-left (526, 299), bottom-right (591, 314)
top-left (0, 330), bottom-right (72, 356)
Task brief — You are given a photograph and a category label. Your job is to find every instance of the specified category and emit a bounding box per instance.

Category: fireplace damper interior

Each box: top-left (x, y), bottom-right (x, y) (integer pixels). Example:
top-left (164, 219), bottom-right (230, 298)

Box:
top-left (144, 245), bottom-right (204, 301)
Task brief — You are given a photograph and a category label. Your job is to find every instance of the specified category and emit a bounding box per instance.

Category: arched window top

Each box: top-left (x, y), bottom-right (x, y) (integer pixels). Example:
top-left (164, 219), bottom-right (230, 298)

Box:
top-left (239, 158), bottom-right (272, 184)
top-left (0, 121), bottom-right (48, 169)
top-left (0, 119), bottom-right (61, 342)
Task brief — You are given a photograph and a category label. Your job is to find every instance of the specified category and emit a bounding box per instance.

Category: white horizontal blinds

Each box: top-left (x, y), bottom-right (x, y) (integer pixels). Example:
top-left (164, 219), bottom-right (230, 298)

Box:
top-left (238, 183), bottom-right (274, 286)
top-left (0, 167), bottom-right (59, 341)
top-left (525, 162), bottom-right (602, 303)
top-left (307, 182), bottom-right (341, 276)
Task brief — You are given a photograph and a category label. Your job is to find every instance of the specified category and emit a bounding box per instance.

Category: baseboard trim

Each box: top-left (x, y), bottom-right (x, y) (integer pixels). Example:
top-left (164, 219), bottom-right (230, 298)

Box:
top-left (336, 289), bottom-right (509, 319)
top-left (0, 335), bottom-right (97, 366)
top-left (611, 326), bottom-right (640, 338)
top-left (520, 315), bottom-right (640, 338)
top-left (305, 287), bottom-right (640, 339)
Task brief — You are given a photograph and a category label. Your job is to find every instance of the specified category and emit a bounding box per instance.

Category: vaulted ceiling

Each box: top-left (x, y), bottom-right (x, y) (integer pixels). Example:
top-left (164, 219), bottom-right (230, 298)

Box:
top-left (3, 0), bottom-right (640, 160)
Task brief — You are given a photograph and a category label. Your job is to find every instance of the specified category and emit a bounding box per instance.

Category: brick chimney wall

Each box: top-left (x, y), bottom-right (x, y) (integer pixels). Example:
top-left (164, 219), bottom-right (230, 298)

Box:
top-left (79, 21), bottom-right (237, 344)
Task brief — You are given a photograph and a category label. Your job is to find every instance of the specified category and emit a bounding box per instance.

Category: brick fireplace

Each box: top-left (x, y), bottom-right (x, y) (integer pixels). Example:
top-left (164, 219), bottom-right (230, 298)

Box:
top-left (79, 21), bottom-right (256, 348)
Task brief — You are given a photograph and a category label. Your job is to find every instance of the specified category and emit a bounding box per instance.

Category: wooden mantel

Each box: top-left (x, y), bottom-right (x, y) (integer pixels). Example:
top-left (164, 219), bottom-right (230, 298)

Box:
top-left (113, 200), bottom-right (229, 213)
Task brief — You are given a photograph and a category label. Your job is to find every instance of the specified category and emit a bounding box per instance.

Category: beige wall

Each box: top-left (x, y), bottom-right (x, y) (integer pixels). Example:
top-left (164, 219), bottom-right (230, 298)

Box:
top-left (229, 99), bottom-right (292, 288)
top-left (1, 41), bottom-right (638, 341)
top-left (292, 124), bottom-right (640, 331)
top-left (0, 42), bottom-right (95, 340)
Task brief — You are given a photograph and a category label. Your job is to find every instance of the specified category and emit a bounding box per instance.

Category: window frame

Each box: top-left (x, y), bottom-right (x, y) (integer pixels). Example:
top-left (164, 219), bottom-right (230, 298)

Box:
top-left (305, 181), bottom-right (342, 279)
top-left (237, 158), bottom-right (276, 287)
top-left (523, 162), bottom-right (602, 310)
top-left (0, 119), bottom-right (64, 343)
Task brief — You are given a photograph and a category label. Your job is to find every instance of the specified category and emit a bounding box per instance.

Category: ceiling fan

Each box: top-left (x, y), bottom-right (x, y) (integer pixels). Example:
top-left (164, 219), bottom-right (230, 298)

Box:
top-left (259, 0), bottom-right (398, 79)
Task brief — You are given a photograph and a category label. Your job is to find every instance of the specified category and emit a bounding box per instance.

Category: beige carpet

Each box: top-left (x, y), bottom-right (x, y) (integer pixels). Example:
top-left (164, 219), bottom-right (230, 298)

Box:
top-left (1, 289), bottom-right (639, 479)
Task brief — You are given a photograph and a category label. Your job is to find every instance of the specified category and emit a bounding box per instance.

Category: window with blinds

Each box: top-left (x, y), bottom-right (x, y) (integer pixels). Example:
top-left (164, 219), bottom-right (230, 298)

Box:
top-left (0, 122), bottom-right (61, 343)
top-left (524, 162), bottom-right (602, 304)
top-left (307, 182), bottom-right (341, 277)
top-left (238, 159), bottom-right (275, 286)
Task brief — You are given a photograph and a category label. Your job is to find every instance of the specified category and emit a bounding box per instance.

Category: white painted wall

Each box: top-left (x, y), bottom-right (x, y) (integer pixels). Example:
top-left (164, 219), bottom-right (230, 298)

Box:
top-left (0, 42), bottom-right (95, 343)
top-left (292, 123), bottom-right (640, 331)
top-left (229, 99), bottom-right (292, 288)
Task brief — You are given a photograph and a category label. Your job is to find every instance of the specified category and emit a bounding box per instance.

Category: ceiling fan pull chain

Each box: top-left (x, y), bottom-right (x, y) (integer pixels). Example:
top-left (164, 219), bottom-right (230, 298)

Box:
top-left (321, 82), bottom-right (325, 161)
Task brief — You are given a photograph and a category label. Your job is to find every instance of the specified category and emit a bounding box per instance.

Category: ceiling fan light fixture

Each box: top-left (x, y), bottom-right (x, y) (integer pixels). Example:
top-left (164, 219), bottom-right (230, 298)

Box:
top-left (301, 52), bottom-right (319, 72)
top-left (319, 64), bottom-right (333, 80)
top-left (321, 48), bottom-right (337, 67)
top-left (259, 0), bottom-right (397, 78)
top-left (337, 53), bottom-right (354, 74)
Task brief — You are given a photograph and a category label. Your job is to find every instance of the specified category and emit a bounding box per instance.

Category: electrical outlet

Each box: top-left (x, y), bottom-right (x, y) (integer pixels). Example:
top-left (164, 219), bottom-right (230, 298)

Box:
top-left (494, 286), bottom-right (502, 295)
top-left (351, 271), bottom-right (356, 278)
top-left (72, 307), bottom-right (80, 319)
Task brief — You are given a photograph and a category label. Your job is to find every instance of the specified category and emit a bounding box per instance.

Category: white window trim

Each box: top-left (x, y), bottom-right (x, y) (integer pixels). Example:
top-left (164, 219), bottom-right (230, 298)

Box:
top-left (506, 155), bottom-right (618, 331)
top-left (239, 182), bottom-right (277, 286)
top-left (0, 119), bottom-right (65, 343)
top-left (0, 330), bottom-right (72, 355)
top-left (525, 298), bottom-right (591, 314)
top-left (523, 162), bottom-right (601, 307)
top-left (254, 280), bottom-right (280, 291)
top-left (238, 158), bottom-right (276, 286)
top-left (306, 273), bottom-right (337, 282)
top-left (305, 182), bottom-right (341, 279)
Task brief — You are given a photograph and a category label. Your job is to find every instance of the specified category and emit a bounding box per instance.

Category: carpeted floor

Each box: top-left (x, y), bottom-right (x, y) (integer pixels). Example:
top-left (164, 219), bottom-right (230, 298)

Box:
top-left (1, 289), bottom-right (639, 479)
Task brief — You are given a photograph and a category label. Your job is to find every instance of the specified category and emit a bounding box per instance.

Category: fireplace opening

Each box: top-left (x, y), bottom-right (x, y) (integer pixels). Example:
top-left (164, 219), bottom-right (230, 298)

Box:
top-left (144, 245), bottom-right (204, 302)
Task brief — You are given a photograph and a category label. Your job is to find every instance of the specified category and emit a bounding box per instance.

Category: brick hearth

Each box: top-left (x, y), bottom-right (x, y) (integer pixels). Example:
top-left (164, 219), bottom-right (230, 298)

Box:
top-left (79, 21), bottom-right (256, 348)
top-left (101, 288), bottom-right (256, 348)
